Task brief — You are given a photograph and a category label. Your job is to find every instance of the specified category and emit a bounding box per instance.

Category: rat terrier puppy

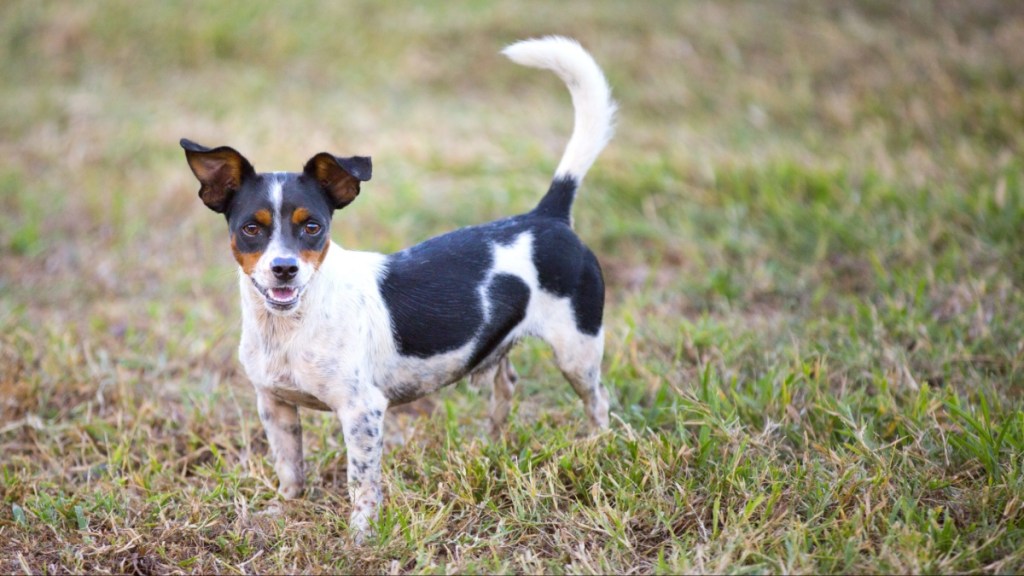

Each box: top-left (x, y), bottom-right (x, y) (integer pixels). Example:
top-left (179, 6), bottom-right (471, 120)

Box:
top-left (181, 36), bottom-right (616, 539)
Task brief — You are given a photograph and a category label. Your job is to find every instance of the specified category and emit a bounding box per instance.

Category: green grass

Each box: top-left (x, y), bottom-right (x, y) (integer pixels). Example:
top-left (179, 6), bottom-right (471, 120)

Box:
top-left (2, 0), bottom-right (1024, 573)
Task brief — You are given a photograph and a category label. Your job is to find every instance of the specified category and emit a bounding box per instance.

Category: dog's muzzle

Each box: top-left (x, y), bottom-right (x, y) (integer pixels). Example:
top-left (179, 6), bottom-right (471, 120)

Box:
top-left (251, 277), bottom-right (304, 311)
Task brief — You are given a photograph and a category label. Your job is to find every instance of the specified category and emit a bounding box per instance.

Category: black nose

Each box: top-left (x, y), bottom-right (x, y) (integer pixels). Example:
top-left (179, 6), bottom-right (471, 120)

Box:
top-left (271, 257), bottom-right (299, 281)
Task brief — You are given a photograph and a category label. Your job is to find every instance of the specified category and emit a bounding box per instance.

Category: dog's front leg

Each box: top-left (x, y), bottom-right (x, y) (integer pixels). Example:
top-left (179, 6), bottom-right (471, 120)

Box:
top-left (256, 391), bottom-right (304, 499)
top-left (338, 396), bottom-right (387, 542)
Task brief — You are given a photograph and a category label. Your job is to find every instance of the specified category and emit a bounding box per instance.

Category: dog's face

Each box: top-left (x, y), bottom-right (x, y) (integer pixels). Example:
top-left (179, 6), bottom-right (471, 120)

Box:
top-left (180, 139), bottom-right (371, 314)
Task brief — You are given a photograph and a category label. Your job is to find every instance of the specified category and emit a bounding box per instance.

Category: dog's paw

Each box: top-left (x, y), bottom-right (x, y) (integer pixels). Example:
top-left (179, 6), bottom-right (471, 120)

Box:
top-left (277, 482), bottom-right (304, 500)
top-left (349, 507), bottom-right (377, 545)
top-left (349, 519), bottom-right (372, 546)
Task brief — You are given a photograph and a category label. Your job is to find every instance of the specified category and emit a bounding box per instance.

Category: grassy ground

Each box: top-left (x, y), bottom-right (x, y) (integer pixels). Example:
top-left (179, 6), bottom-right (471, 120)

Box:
top-left (2, 0), bottom-right (1024, 573)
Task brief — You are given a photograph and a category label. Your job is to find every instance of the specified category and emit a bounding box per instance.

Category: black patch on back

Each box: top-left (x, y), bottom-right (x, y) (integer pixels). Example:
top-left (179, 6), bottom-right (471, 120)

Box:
top-left (468, 274), bottom-right (530, 367)
top-left (379, 225), bottom-right (501, 358)
top-left (379, 213), bottom-right (605, 361)
top-left (529, 222), bottom-right (605, 336)
top-left (572, 248), bottom-right (604, 335)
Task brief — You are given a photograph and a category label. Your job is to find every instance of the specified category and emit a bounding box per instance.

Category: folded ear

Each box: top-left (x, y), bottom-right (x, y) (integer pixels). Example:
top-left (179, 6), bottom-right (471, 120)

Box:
top-left (180, 138), bottom-right (255, 214)
top-left (303, 153), bottom-right (372, 209)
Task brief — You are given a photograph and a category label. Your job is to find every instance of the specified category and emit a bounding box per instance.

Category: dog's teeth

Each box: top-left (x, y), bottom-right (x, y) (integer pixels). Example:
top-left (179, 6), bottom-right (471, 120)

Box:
top-left (270, 288), bottom-right (296, 301)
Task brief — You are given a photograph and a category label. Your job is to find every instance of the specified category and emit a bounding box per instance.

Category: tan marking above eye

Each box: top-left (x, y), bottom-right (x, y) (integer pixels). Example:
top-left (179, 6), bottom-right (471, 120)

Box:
top-left (291, 207), bottom-right (310, 225)
top-left (253, 209), bottom-right (272, 227)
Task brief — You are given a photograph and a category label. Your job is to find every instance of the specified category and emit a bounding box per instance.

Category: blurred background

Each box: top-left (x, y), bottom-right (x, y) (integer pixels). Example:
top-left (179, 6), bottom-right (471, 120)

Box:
top-left (2, 1), bottom-right (1024, 572)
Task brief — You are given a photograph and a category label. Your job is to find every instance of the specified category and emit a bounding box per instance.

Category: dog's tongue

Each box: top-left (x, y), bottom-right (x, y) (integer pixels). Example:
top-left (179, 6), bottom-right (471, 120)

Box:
top-left (270, 287), bottom-right (297, 302)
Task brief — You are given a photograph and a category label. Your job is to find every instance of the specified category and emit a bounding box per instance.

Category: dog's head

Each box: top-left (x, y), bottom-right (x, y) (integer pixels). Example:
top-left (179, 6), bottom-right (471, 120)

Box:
top-left (180, 138), bottom-right (371, 314)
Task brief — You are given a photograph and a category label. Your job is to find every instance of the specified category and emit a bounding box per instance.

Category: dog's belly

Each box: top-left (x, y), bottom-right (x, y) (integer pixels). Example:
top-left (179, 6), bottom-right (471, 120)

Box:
top-left (269, 387), bottom-right (333, 411)
top-left (376, 344), bottom-right (476, 405)
top-left (376, 330), bottom-right (521, 406)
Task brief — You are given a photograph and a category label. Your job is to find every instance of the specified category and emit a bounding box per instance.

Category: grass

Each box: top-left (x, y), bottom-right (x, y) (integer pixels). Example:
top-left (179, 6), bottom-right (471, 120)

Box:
top-left (2, 0), bottom-right (1024, 573)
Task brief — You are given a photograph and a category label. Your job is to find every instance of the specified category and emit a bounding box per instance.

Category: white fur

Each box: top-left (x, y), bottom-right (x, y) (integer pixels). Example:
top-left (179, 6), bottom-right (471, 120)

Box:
top-left (239, 243), bottom-right (393, 410)
top-left (502, 36), bottom-right (617, 181)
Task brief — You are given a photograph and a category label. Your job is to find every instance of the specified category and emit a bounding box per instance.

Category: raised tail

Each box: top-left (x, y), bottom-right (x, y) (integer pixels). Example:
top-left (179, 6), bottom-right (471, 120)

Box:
top-left (502, 36), bottom-right (617, 222)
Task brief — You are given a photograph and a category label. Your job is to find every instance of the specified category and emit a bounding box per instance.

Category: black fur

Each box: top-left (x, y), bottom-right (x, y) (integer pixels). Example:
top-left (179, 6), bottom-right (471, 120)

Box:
top-left (468, 273), bottom-right (531, 368)
top-left (571, 248), bottom-right (604, 335)
top-left (531, 175), bottom-right (577, 222)
top-left (225, 175), bottom-right (274, 252)
top-left (379, 211), bottom-right (604, 367)
top-left (379, 224), bottom-right (505, 358)
top-left (279, 176), bottom-right (334, 253)
top-left (223, 174), bottom-right (334, 257)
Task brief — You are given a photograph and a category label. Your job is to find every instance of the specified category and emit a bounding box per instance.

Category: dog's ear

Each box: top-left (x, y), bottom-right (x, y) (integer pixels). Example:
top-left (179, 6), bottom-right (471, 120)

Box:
top-left (303, 153), bottom-right (372, 210)
top-left (180, 138), bottom-right (255, 214)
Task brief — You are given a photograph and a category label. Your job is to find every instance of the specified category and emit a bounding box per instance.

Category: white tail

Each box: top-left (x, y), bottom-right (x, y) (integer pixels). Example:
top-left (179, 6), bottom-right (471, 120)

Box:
top-left (502, 36), bottom-right (617, 183)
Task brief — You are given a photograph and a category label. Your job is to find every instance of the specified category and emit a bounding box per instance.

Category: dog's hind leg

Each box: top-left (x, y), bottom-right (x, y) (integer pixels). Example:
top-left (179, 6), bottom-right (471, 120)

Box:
top-left (549, 329), bottom-right (609, 431)
top-left (470, 355), bottom-right (519, 436)
top-left (490, 356), bottom-right (519, 436)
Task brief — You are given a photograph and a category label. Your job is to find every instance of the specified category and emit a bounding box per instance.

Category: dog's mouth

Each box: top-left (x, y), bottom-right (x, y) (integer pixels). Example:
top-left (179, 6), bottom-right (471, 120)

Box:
top-left (251, 278), bottom-right (304, 310)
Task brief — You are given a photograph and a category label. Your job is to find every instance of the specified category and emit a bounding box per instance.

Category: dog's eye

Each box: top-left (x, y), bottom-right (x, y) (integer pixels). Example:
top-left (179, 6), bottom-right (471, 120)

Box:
top-left (241, 223), bottom-right (261, 237)
top-left (304, 222), bottom-right (322, 235)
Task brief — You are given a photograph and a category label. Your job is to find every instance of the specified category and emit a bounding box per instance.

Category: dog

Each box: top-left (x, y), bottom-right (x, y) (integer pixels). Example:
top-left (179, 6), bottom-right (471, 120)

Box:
top-left (180, 36), bottom-right (616, 539)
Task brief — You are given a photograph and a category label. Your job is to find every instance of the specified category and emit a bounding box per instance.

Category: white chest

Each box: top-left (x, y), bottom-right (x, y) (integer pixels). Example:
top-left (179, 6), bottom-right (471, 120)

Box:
top-left (234, 246), bottom-right (396, 410)
top-left (239, 312), bottom-right (341, 411)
